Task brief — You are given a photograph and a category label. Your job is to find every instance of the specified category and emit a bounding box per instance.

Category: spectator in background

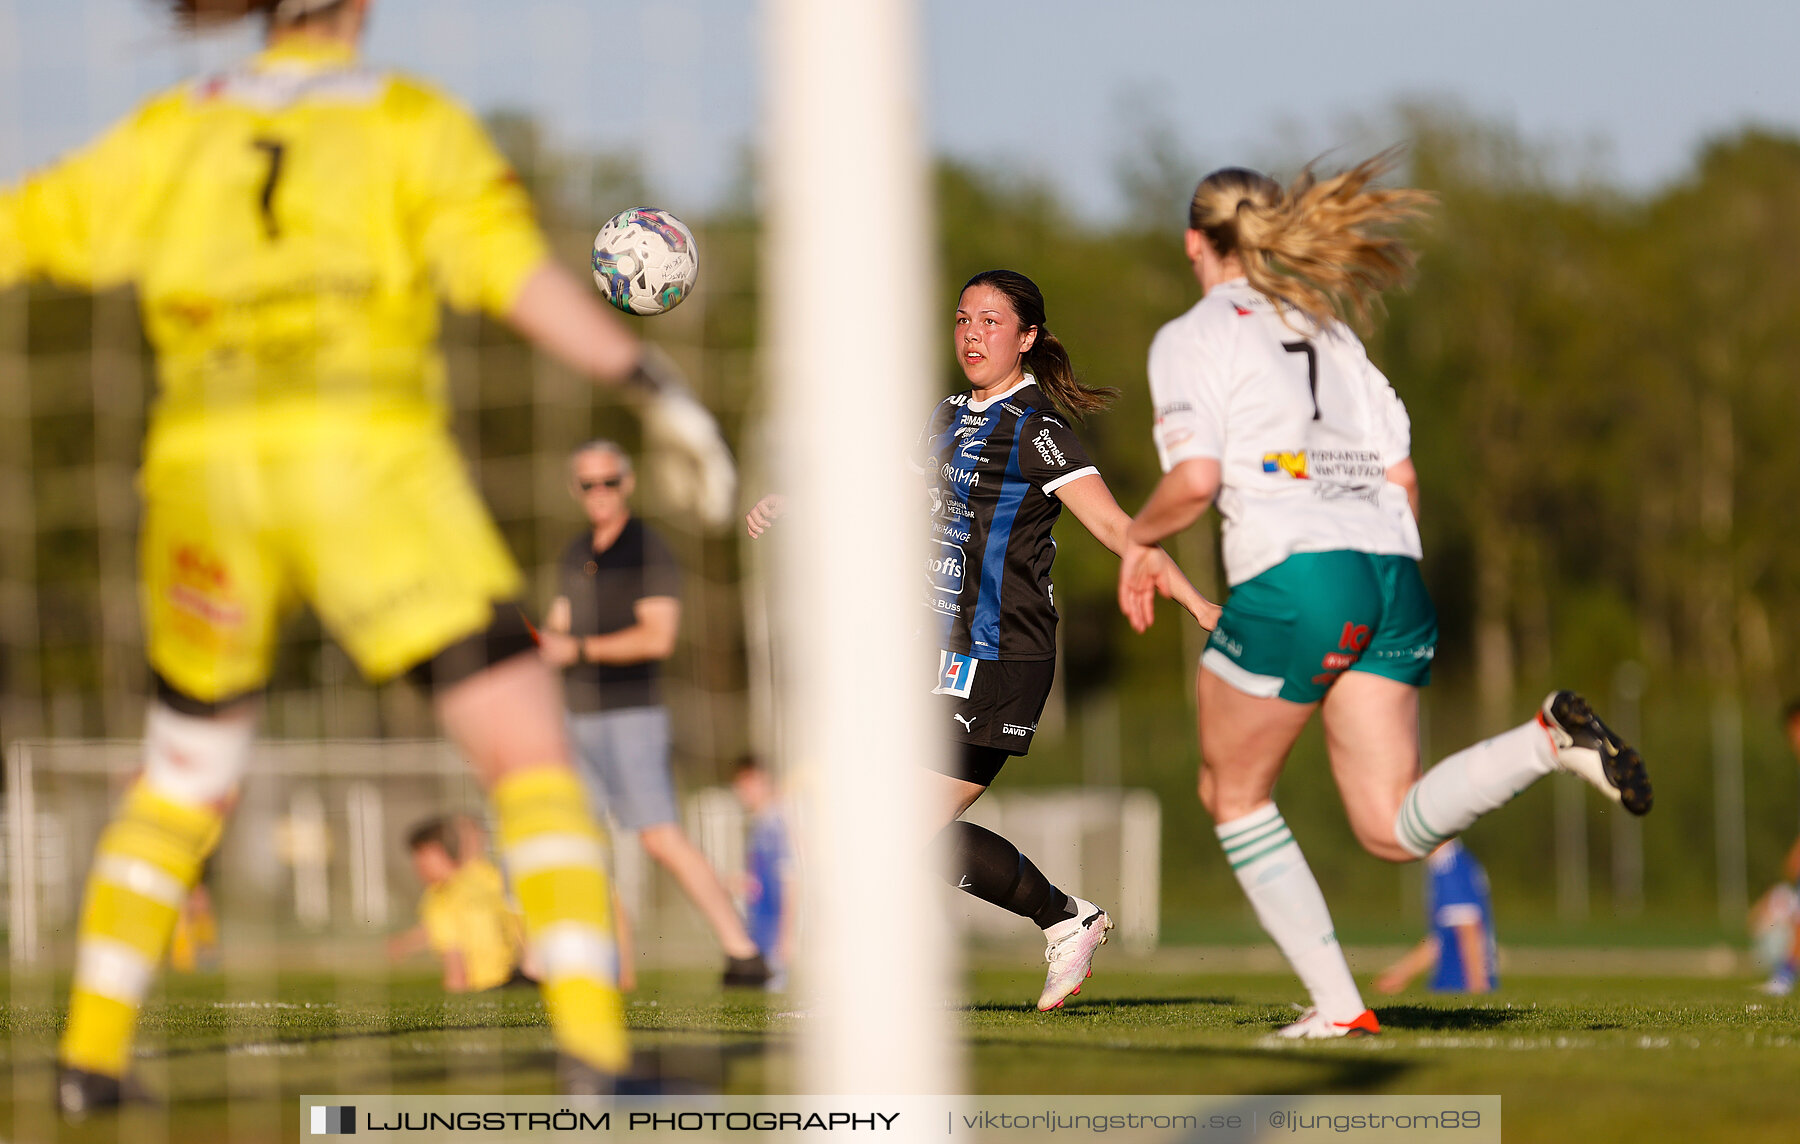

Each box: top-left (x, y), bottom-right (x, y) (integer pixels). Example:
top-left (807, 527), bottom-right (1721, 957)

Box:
top-left (1374, 839), bottom-right (1497, 995)
top-left (388, 817), bottom-right (529, 993)
top-left (1750, 702), bottom-right (1800, 995)
top-left (540, 441), bottom-right (770, 987)
top-left (731, 757), bottom-right (794, 991)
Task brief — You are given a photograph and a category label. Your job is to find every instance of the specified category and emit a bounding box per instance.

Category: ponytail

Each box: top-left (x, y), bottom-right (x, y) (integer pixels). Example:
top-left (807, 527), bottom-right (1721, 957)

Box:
top-left (1024, 327), bottom-right (1115, 420)
top-left (961, 270), bottom-right (1116, 420)
top-left (163, 0), bottom-right (348, 27)
top-left (1188, 148), bottom-right (1434, 331)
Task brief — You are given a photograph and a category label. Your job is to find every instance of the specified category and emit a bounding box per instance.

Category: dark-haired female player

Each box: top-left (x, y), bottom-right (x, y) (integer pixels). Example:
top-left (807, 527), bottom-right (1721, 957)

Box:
top-left (755, 269), bottom-right (1216, 1009)
top-left (0, 0), bottom-right (733, 1108)
top-left (1120, 155), bottom-right (1653, 1038)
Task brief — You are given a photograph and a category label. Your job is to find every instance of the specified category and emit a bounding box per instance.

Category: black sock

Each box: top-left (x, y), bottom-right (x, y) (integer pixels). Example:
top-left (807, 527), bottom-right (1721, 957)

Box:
top-left (934, 820), bottom-right (1078, 929)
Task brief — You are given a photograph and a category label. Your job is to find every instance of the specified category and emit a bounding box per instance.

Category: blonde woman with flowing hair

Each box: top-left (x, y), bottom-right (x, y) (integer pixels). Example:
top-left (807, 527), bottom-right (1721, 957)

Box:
top-left (1120, 152), bottom-right (1654, 1038)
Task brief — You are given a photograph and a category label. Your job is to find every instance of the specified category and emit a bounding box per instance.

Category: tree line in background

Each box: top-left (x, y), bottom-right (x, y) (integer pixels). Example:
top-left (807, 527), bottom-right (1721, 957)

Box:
top-left (5, 105), bottom-right (1799, 933)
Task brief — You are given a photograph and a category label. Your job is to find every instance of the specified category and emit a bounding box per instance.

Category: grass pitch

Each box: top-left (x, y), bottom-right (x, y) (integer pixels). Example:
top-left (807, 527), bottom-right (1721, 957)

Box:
top-left (3, 960), bottom-right (1797, 1142)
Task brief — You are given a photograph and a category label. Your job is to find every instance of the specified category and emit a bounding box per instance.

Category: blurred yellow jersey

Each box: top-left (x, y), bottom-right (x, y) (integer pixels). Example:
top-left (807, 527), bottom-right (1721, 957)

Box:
top-left (0, 40), bottom-right (548, 697)
top-left (0, 39), bottom-right (547, 429)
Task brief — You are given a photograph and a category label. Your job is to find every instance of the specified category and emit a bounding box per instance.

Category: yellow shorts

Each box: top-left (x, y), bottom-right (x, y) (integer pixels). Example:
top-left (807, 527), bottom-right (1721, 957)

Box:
top-left (140, 409), bottom-right (522, 702)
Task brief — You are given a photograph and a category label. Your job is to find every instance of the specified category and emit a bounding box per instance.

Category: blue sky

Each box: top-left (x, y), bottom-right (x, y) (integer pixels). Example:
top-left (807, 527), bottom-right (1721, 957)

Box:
top-left (2, 0), bottom-right (1796, 218)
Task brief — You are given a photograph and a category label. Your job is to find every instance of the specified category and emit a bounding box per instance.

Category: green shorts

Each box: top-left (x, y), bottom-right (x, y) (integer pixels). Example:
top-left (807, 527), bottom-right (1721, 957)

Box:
top-left (1203, 551), bottom-right (1437, 704)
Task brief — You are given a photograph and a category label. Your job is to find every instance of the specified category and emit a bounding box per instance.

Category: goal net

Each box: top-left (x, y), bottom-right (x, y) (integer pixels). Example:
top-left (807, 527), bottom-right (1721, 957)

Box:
top-left (0, 0), bottom-right (968, 1108)
top-left (6, 738), bottom-right (484, 968)
top-left (5, 744), bottom-right (1160, 971)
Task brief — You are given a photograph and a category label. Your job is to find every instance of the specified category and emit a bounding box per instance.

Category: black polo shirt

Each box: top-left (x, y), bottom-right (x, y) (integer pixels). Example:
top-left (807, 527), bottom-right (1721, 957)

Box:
top-left (558, 519), bottom-right (681, 713)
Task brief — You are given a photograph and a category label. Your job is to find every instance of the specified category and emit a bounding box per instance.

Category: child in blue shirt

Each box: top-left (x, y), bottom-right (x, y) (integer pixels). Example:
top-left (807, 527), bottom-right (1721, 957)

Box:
top-left (1375, 839), bottom-right (1497, 994)
top-left (731, 757), bottom-right (794, 990)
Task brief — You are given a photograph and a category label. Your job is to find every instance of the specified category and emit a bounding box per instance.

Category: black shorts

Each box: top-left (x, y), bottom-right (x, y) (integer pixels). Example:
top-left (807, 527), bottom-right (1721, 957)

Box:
top-left (932, 652), bottom-right (1054, 756)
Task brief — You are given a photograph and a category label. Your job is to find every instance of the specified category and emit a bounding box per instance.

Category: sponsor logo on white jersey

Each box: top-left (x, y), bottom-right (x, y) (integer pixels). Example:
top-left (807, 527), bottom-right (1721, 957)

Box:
top-left (1315, 483), bottom-right (1383, 507)
top-left (1262, 450), bottom-right (1311, 478)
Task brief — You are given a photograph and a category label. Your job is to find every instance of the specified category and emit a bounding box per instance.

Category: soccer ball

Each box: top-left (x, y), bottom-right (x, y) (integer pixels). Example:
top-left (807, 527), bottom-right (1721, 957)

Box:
top-left (591, 207), bottom-right (699, 316)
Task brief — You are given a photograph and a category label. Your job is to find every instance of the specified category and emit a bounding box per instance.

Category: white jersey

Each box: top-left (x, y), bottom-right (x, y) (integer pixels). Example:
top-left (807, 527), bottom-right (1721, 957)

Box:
top-left (1148, 278), bottom-right (1422, 585)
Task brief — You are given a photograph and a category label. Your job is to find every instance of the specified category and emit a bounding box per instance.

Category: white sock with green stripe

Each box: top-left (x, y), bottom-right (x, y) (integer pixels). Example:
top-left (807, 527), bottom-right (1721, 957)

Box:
top-left (1395, 720), bottom-right (1557, 858)
top-left (1216, 803), bottom-right (1365, 1022)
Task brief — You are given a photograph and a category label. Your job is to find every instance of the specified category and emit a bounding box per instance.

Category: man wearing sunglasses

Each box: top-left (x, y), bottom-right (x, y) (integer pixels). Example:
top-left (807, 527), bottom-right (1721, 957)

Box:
top-left (542, 441), bottom-right (772, 988)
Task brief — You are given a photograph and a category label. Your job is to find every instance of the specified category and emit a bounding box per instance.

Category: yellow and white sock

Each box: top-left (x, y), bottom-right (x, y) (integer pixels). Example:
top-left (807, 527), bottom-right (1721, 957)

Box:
top-left (59, 781), bottom-right (222, 1078)
top-left (495, 766), bottom-right (628, 1073)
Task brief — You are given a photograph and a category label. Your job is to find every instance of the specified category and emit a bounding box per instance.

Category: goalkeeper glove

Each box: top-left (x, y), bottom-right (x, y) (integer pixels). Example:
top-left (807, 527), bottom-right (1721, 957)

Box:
top-left (624, 346), bottom-right (737, 530)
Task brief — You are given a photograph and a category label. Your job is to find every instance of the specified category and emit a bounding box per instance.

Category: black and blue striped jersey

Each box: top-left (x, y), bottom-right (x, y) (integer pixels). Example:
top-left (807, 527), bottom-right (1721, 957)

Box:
top-left (913, 376), bottom-right (1098, 661)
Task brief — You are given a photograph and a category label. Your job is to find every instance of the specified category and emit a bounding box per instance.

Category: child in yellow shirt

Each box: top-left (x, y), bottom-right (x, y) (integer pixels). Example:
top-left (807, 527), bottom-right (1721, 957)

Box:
top-left (389, 818), bottom-right (529, 993)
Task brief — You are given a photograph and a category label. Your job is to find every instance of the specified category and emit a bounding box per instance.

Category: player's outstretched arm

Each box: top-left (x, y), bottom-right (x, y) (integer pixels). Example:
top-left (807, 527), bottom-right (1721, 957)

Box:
top-left (1053, 473), bottom-right (1219, 632)
top-left (386, 925), bottom-right (430, 962)
top-left (745, 494), bottom-right (786, 538)
top-left (1373, 937), bottom-right (1438, 994)
top-left (1117, 544), bottom-right (1219, 635)
top-left (1119, 460), bottom-right (1223, 633)
top-left (1126, 458), bottom-right (1220, 548)
top-left (506, 263), bottom-right (737, 527)
top-left (506, 262), bottom-right (643, 381)
top-left (1051, 472), bottom-right (1137, 556)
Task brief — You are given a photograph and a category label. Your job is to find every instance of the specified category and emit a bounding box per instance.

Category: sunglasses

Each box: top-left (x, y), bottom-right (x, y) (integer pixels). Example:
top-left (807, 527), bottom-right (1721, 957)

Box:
top-left (578, 476), bottom-right (627, 492)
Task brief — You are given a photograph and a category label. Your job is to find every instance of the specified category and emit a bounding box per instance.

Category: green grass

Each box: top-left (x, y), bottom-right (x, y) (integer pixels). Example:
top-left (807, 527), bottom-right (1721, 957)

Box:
top-left (4, 963), bottom-right (1798, 1142)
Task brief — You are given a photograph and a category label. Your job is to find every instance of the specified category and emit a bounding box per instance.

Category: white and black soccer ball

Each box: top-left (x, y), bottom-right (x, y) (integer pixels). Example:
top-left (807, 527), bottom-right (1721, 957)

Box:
top-left (591, 206), bottom-right (699, 316)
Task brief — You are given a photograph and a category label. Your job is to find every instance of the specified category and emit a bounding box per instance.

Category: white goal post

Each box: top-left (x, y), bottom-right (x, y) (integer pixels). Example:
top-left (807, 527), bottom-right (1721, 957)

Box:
top-left (765, 0), bottom-right (954, 1099)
